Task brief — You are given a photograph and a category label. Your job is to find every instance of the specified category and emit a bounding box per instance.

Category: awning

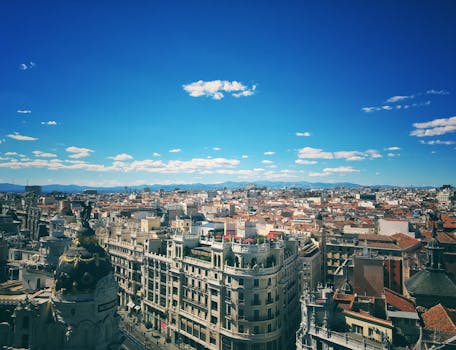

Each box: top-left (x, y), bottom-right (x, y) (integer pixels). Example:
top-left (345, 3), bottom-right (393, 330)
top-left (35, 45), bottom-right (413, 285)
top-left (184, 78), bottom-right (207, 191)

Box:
top-left (127, 301), bottom-right (135, 308)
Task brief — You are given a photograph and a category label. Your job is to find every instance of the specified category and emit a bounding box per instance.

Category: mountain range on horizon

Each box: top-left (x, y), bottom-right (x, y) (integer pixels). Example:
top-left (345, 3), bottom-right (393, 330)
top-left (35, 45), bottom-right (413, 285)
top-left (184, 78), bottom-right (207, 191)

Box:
top-left (0, 181), bottom-right (435, 194)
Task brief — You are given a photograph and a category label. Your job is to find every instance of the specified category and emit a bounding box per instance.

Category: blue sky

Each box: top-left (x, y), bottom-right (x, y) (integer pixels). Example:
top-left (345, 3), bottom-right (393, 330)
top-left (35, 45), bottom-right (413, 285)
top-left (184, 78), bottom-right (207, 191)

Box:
top-left (0, 1), bottom-right (455, 187)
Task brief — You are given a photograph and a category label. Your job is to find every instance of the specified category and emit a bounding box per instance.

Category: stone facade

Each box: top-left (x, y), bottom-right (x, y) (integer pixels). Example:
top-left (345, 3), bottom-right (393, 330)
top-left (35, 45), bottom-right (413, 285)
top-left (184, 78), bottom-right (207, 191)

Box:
top-left (143, 232), bottom-right (301, 350)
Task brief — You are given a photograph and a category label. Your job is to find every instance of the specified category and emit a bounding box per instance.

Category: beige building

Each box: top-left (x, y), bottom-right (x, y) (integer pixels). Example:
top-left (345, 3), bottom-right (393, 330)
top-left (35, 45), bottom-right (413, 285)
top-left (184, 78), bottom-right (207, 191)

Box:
top-left (105, 222), bottom-right (145, 312)
top-left (143, 232), bottom-right (301, 350)
top-left (141, 217), bottom-right (161, 232)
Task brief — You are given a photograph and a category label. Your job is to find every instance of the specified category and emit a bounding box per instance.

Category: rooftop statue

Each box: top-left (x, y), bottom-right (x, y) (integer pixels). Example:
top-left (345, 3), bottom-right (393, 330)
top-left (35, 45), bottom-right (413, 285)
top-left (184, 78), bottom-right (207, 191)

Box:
top-left (80, 202), bottom-right (91, 227)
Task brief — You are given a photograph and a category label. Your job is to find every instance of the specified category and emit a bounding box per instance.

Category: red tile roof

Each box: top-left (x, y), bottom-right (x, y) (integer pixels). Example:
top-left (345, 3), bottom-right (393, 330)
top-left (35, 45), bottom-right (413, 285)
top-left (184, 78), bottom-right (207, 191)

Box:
top-left (422, 303), bottom-right (456, 333)
top-left (391, 233), bottom-right (421, 250)
top-left (383, 287), bottom-right (416, 313)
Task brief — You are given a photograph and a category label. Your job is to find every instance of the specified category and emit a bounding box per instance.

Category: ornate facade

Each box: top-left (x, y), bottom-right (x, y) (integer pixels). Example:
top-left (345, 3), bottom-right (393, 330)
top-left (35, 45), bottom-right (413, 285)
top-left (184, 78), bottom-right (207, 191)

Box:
top-left (0, 204), bottom-right (121, 350)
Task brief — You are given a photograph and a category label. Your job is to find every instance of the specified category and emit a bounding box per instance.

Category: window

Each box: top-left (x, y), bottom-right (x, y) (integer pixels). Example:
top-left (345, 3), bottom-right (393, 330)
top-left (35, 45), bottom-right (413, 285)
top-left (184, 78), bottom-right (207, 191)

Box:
top-left (210, 337), bottom-right (216, 344)
top-left (254, 310), bottom-right (259, 321)
top-left (239, 292), bottom-right (244, 302)
top-left (239, 325), bottom-right (244, 333)
top-left (211, 301), bottom-right (218, 311)
top-left (253, 326), bottom-right (259, 334)
top-left (239, 308), bottom-right (244, 318)
top-left (268, 324), bottom-right (272, 332)
top-left (211, 316), bottom-right (218, 324)
top-left (254, 279), bottom-right (259, 287)
top-left (22, 316), bottom-right (29, 329)
top-left (268, 277), bottom-right (272, 286)
top-left (239, 278), bottom-right (244, 286)
top-left (352, 324), bottom-right (364, 335)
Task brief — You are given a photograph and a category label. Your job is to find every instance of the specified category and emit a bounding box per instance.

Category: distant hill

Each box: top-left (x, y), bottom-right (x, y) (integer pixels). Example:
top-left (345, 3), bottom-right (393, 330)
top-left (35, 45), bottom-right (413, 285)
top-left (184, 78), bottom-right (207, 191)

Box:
top-left (0, 181), bottom-right (369, 193)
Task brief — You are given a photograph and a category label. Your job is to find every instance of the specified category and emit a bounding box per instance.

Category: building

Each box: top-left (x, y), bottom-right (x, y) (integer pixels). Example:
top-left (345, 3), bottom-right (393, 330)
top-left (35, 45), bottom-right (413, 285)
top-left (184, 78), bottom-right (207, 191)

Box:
top-left (298, 239), bottom-right (322, 290)
top-left (0, 204), bottom-right (121, 349)
top-left (405, 226), bottom-right (456, 308)
top-left (105, 220), bottom-right (145, 313)
top-left (143, 231), bottom-right (301, 350)
top-left (437, 185), bottom-right (453, 206)
top-left (377, 219), bottom-right (411, 237)
top-left (24, 186), bottom-right (42, 195)
top-left (296, 285), bottom-right (391, 350)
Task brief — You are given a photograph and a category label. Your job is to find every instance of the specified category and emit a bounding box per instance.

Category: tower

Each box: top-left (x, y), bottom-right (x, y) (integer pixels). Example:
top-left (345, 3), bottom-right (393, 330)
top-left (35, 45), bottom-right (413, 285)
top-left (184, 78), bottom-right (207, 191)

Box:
top-left (52, 203), bottom-right (121, 350)
top-left (405, 213), bottom-right (456, 308)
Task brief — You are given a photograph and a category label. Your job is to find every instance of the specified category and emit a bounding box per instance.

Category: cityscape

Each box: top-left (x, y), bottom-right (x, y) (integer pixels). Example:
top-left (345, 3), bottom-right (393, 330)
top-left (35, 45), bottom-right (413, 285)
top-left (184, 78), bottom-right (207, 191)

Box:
top-left (1, 1), bottom-right (456, 350)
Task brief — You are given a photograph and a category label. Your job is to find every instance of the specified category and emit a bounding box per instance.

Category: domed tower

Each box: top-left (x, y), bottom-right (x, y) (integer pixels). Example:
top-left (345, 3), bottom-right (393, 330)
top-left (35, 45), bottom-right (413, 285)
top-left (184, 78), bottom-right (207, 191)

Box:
top-left (52, 203), bottom-right (121, 350)
top-left (405, 215), bottom-right (456, 308)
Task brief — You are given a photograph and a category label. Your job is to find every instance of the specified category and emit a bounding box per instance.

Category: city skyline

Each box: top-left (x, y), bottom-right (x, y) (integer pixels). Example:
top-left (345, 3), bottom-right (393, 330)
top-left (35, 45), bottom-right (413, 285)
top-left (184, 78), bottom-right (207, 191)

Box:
top-left (1, 1), bottom-right (455, 187)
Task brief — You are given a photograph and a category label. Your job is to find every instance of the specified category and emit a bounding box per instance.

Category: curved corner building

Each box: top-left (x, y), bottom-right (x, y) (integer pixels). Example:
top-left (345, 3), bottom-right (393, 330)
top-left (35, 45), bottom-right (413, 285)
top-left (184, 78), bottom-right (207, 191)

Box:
top-left (143, 233), bottom-right (301, 350)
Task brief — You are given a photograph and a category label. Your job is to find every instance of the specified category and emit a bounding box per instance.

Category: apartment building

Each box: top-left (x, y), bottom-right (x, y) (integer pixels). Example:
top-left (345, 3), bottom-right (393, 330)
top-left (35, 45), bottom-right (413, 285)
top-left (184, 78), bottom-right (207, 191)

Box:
top-left (105, 221), bottom-right (144, 312)
top-left (143, 232), bottom-right (301, 350)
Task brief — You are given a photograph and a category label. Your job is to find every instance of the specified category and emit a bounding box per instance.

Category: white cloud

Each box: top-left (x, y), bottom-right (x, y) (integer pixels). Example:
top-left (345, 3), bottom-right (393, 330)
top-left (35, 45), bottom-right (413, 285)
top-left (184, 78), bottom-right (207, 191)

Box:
top-left (233, 86), bottom-right (256, 98)
top-left (261, 160), bottom-right (274, 164)
top-left (386, 95), bottom-right (414, 103)
top-left (152, 152), bottom-right (161, 157)
top-left (385, 146), bottom-right (401, 151)
top-left (387, 153), bottom-right (400, 157)
top-left (182, 80), bottom-right (256, 100)
top-left (362, 90), bottom-right (439, 113)
top-left (297, 147), bottom-right (381, 161)
top-left (241, 155), bottom-right (248, 159)
top-left (410, 116), bottom-right (456, 137)
top-left (7, 132), bottom-right (38, 141)
top-left (308, 166), bottom-right (359, 177)
top-left (213, 147), bottom-right (221, 151)
top-left (419, 139), bottom-right (455, 145)
top-left (0, 154), bottom-right (244, 176)
top-left (109, 153), bottom-right (133, 161)
top-left (296, 131), bottom-right (311, 137)
top-left (19, 62), bottom-right (35, 70)
top-left (33, 150), bottom-right (57, 158)
top-left (426, 89), bottom-right (449, 95)
top-left (41, 121), bottom-right (58, 125)
top-left (17, 109), bottom-right (32, 114)
top-left (4, 152), bottom-right (19, 156)
top-left (66, 146), bottom-right (94, 159)
top-left (308, 172), bottom-right (330, 177)
top-left (323, 166), bottom-right (360, 173)
top-left (264, 151), bottom-right (275, 155)
top-left (295, 159), bottom-right (317, 165)
top-left (298, 147), bottom-right (333, 159)
top-left (124, 157), bottom-right (240, 173)
top-left (169, 148), bottom-right (182, 153)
